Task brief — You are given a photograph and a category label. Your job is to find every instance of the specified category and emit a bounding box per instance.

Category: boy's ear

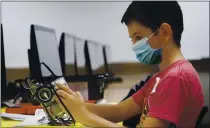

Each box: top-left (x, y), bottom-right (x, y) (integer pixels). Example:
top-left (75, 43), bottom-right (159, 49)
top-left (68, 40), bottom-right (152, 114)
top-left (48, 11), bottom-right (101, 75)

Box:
top-left (159, 23), bottom-right (172, 44)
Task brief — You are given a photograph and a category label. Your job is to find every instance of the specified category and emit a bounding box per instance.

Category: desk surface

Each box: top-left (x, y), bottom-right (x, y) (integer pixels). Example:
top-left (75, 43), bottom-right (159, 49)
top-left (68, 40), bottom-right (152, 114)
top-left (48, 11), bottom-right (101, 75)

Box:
top-left (1, 108), bottom-right (84, 127)
top-left (1, 108), bottom-right (122, 127)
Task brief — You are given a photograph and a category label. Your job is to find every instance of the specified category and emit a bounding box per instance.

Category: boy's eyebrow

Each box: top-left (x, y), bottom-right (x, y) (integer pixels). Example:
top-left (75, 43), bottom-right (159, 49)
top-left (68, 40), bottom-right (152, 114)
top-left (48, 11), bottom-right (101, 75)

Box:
top-left (129, 32), bottom-right (140, 39)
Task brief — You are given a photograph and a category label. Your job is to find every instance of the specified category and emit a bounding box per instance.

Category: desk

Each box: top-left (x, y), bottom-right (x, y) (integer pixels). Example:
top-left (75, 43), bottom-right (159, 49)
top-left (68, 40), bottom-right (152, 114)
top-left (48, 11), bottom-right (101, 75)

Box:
top-left (1, 108), bottom-right (83, 127)
top-left (1, 108), bottom-right (122, 127)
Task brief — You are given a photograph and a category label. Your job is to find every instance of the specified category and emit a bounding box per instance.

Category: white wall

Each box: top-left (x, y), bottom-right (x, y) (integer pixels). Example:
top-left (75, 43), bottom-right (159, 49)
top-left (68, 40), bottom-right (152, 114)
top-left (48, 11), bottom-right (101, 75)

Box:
top-left (2, 2), bottom-right (209, 68)
top-left (180, 2), bottom-right (209, 60)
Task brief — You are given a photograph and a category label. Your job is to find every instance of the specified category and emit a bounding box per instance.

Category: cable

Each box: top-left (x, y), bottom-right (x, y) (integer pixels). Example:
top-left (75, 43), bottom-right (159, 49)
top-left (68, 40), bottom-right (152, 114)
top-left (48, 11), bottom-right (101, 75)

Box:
top-left (60, 118), bottom-right (69, 126)
top-left (56, 117), bottom-right (68, 126)
top-left (39, 62), bottom-right (76, 125)
top-left (50, 82), bottom-right (76, 124)
top-left (40, 62), bottom-right (57, 77)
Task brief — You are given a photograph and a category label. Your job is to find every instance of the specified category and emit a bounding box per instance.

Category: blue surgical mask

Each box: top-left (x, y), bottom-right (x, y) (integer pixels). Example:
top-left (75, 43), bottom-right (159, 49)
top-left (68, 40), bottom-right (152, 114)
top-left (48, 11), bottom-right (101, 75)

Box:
top-left (132, 31), bottom-right (162, 65)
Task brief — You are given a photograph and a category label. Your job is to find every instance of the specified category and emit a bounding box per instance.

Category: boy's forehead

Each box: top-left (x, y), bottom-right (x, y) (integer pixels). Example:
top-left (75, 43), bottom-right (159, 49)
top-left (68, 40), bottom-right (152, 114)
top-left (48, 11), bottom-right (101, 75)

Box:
top-left (128, 21), bottom-right (143, 37)
top-left (128, 20), bottom-right (140, 29)
top-left (128, 21), bottom-right (151, 37)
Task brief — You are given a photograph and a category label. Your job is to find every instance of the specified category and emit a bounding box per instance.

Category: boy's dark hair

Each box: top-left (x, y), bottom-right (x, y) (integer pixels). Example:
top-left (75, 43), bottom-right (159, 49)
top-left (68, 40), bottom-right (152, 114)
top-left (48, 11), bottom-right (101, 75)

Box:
top-left (121, 1), bottom-right (184, 47)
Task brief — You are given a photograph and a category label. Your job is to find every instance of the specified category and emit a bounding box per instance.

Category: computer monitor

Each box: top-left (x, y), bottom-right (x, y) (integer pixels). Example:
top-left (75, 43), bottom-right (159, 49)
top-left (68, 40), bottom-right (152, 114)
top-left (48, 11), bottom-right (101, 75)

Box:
top-left (59, 33), bottom-right (89, 100)
top-left (102, 45), bottom-right (123, 83)
top-left (59, 33), bottom-right (87, 76)
top-left (75, 37), bottom-right (87, 75)
top-left (30, 26), bottom-right (104, 101)
top-left (27, 49), bottom-right (34, 78)
top-left (30, 25), bottom-right (63, 78)
top-left (1, 24), bottom-right (7, 100)
top-left (103, 45), bottom-right (112, 73)
top-left (95, 43), bottom-right (105, 74)
top-left (86, 40), bottom-right (105, 75)
top-left (59, 33), bottom-right (76, 76)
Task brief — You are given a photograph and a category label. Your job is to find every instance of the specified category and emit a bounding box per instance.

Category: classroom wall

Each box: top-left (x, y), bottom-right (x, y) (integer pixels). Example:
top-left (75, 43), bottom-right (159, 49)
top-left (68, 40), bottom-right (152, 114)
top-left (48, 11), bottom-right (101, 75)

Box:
top-left (2, 1), bottom-right (209, 68)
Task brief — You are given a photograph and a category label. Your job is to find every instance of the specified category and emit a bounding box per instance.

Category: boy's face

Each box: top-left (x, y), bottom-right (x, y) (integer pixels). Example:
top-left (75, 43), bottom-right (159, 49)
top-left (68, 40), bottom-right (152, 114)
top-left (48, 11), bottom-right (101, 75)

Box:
top-left (127, 20), bottom-right (168, 49)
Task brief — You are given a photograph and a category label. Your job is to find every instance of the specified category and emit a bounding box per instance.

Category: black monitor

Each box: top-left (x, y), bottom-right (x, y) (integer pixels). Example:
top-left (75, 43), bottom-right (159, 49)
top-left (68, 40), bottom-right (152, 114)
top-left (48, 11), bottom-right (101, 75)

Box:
top-left (29, 24), bottom-right (63, 80)
top-left (85, 40), bottom-right (105, 75)
top-left (75, 36), bottom-right (87, 75)
top-left (29, 26), bottom-right (105, 101)
top-left (28, 49), bottom-right (36, 78)
top-left (59, 33), bottom-right (76, 76)
top-left (103, 45), bottom-right (123, 83)
top-left (1, 24), bottom-right (7, 100)
top-left (103, 45), bottom-right (112, 74)
top-left (59, 33), bottom-right (88, 76)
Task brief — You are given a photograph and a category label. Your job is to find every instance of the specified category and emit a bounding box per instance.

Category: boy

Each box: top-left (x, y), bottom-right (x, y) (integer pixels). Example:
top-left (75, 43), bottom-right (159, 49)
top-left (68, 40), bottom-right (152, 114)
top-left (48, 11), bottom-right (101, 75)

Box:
top-left (57, 1), bottom-right (204, 127)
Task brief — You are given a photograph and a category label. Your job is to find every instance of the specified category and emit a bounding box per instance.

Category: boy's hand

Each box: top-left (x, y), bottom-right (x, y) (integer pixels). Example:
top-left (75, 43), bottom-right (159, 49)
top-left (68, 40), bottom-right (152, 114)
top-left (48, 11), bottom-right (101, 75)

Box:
top-left (55, 84), bottom-right (126, 127)
top-left (56, 84), bottom-right (74, 95)
top-left (56, 84), bottom-right (87, 122)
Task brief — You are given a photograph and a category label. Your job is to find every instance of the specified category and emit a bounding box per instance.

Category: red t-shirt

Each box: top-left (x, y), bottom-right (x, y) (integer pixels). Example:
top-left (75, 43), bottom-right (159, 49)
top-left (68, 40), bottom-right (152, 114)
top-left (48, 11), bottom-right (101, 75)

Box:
top-left (132, 59), bottom-right (204, 127)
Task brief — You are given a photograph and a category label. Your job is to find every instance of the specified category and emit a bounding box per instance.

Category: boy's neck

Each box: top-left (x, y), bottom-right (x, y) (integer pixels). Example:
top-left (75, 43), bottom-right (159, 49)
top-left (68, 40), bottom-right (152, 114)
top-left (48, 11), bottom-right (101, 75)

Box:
top-left (159, 42), bottom-right (185, 72)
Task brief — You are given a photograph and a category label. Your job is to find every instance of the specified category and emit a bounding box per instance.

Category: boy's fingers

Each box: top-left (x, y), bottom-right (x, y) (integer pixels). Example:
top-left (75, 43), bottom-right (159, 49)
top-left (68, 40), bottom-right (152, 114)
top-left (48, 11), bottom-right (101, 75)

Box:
top-left (57, 90), bottom-right (75, 101)
top-left (56, 84), bottom-right (74, 95)
top-left (57, 90), bottom-right (70, 99)
top-left (76, 91), bottom-right (83, 99)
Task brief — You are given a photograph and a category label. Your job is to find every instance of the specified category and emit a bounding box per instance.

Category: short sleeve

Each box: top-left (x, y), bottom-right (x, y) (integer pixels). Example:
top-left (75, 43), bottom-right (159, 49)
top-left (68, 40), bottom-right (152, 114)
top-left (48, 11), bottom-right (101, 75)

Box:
top-left (147, 76), bottom-right (188, 125)
top-left (132, 86), bottom-right (147, 109)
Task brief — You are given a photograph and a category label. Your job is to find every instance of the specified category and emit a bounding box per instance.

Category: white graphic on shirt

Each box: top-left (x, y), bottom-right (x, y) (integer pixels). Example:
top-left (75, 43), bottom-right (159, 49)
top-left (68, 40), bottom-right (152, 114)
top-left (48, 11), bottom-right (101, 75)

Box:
top-left (148, 77), bottom-right (161, 110)
top-left (151, 77), bottom-right (161, 94)
top-left (137, 77), bottom-right (161, 127)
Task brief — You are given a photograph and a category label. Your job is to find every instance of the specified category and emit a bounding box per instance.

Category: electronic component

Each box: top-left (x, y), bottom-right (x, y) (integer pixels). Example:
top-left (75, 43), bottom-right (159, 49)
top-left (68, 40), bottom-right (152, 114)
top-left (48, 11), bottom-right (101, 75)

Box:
top-left (20, 63), bottom-right (75, 126)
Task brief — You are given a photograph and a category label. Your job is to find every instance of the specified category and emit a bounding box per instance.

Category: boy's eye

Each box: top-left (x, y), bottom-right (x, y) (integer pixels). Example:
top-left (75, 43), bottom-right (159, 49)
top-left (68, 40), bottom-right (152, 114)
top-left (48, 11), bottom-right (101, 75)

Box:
top-left (131, 39), bottom-right (133, 42)
top-left (131, 39), bottom-right (135, 44)
top-left (136, 36), bottom-right (142, 41)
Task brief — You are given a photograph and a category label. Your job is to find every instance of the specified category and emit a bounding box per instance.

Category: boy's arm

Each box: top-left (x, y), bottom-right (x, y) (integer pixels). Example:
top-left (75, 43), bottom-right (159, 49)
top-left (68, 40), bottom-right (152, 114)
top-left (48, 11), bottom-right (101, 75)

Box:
top-left (85, 75), bottom-right (153, 123)
top-left (56, 83), bottom-right (145, 125)
top-left (85, 97), bottom-right (142, 123)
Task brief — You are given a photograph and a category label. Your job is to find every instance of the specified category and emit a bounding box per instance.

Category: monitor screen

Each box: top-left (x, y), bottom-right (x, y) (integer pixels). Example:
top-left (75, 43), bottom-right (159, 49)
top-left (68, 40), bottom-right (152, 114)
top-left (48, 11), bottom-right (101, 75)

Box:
top-left (34, 25), bottom-right (63, 77)
top-left (104, 45), bottom-right (112, 72)
top-left (64, 34), bottom-right (76, 75)
top-left (87, 41), bottom-right (105, 74)
top-left (75, 37), bottom-right (86, 75)
top-left (65, 36), bottom-right (88, 100)
top-left (95, 43), bottom-right (105, 74)
top-left (105, 45), bottom-right (112, 65)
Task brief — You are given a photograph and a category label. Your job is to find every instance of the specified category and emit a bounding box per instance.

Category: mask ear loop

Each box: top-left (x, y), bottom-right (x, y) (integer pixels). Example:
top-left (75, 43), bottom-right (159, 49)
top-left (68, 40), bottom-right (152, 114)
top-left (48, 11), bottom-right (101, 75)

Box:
top-left (147, 29), bottom-right (159, 49)
top-left (148, 28), bottom-right (165, 49)
top-left (148, 28), bottom-right (159, 40)
top-left (161, 44), bottom-right (164, 48)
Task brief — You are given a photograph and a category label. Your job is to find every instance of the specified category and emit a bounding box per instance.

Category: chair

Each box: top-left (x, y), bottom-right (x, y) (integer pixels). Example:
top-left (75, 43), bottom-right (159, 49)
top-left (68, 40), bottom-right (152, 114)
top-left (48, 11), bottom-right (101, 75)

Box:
top-left (195, 106), bottom-right (208, 128)
top-left (168, 106), bottom-right (208, 128)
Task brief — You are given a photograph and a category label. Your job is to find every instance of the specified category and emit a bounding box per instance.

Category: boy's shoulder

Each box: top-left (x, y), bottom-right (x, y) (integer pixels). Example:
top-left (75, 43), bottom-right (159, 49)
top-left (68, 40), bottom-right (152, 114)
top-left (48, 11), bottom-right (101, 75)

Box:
top-left (161, 59), bottom-right (198, 80)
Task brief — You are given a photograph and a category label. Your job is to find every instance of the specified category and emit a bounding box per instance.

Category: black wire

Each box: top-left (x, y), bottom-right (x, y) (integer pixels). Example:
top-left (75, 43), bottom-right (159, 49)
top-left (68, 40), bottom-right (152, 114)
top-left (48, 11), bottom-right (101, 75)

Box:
top-left (50, 83), bottom-right (76, 124)
top-left (60, 118), bottom-right (69, 126)
top-left (42, 103), bottom-right (57, 125)
top-left (56, 117), bottom-right (68, 126)
top-left (65, 117), bottom-right (75, 124)
top-left (39, 62), bottom-right (76, 125)
top-left (65, 118), bottom-right (74, 125)
top-left (40, 62), bottom-right (57, 77)
top-left (13, 92), bottom-right (21, 104)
